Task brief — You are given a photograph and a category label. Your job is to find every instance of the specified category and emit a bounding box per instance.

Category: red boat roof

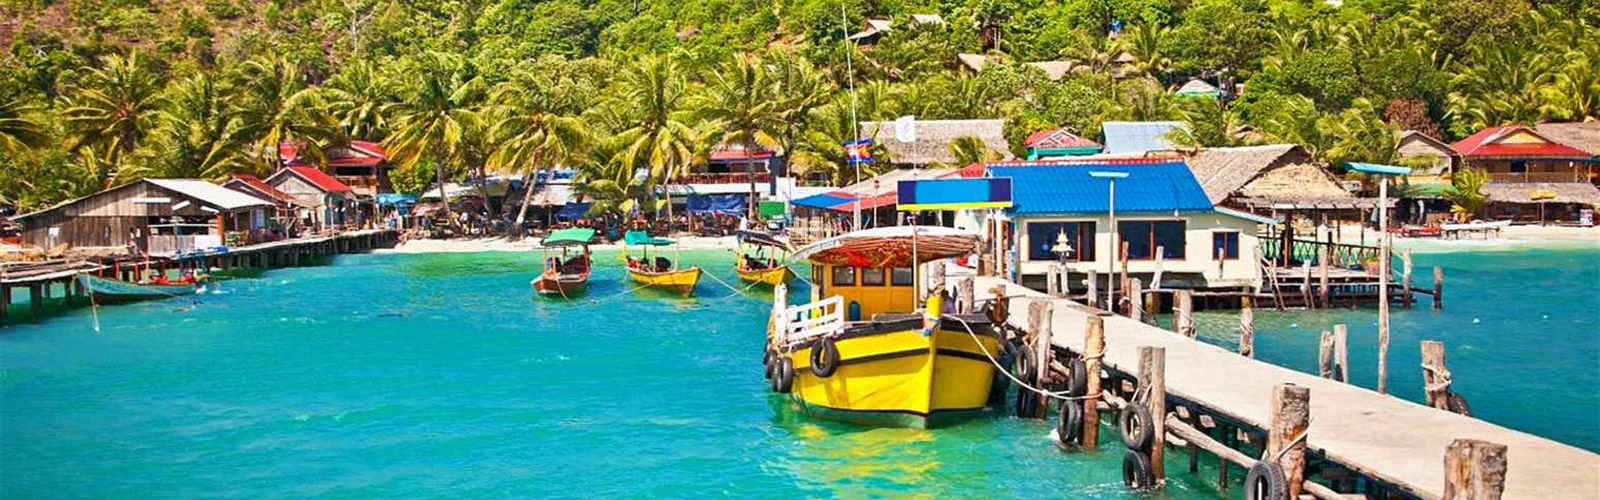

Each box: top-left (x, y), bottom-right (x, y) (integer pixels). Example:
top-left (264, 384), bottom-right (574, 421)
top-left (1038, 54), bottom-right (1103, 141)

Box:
top-left (1451, 125), bottom-right (1591, 158)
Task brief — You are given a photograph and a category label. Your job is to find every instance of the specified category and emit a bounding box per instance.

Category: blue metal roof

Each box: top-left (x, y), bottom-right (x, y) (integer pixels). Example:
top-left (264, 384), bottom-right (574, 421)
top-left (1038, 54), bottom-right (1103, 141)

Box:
top-left (988, 161), bottom-right (1215, 216)
top-left (1102, 121), bottom-right (1186, 154)
top-left (1345, 162), bottom-right (1412, 176)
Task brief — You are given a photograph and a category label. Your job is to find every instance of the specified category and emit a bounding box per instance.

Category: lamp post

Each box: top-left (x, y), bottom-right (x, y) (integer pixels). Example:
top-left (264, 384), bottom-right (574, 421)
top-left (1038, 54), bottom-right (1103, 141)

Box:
top-left (1090, 171), bottom-right (1128, 311)
top-left (1347, 162), bottom-right (1411, 395)
top-left (1052, 228), bottom-right (1074, 295)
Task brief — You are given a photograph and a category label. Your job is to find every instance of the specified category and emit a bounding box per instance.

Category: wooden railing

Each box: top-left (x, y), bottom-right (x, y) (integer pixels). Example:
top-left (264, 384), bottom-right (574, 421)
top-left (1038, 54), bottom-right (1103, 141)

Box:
top-left (680, 172), bottom-right (772, 185)
top-left (1259, 238), bottom-right (1382, 269)
top-left (1487, 171), bottom-right (1589, 184)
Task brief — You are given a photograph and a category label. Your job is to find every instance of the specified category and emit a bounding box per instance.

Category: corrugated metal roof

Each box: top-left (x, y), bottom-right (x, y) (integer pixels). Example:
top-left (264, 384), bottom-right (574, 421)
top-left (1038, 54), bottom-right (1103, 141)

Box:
top-left (988, 161), bottom-right (1214, 215)
top-left (1102, 121), bottom-right (1186, 154)
top-left (146, 179), bottom-right (273, 210)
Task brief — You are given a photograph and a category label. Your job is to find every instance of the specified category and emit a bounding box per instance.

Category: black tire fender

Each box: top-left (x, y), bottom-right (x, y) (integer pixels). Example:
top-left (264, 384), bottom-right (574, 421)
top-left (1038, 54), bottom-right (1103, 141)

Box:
top-left (1015, 384), bottom-right (1040, 418)
top-left (1244, 461), bottom-right (1289, 500)
top-left (1121, 449), bottom-right (1155, 490)
top-left (1120, 403), bottom-right (1155, 451)
top-left (1056, 399), bottom-right (1083, 447)
top-left (809, 337), bottom-right (840, 378)
top-left (1065, 357), bottom-right (1088, 397)
top-left (762, 349), bottom-right (776, 379)
top-left (772, 358), bottom-right (795, 393)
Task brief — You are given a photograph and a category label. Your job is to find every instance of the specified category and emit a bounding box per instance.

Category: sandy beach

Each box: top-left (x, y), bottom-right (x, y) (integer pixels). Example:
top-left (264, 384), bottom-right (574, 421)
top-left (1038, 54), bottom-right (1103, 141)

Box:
top-left (380, 235), bottom-right (743, 254)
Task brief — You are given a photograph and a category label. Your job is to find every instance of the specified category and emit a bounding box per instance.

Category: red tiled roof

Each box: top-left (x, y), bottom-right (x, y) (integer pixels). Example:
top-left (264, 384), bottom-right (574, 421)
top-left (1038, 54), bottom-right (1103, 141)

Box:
top-left (279, 140), bottom-right (389, 167)
top-left (1451, 125), bottom-right (1591, 158)
top-left (956, 162), bottom-right (987, 178)
top-left (286, 166), bottom-right (354, 193)
top-left (709, 149), bottom-right (776, 161)
top-left (1024, 128), bottom-right (1102, 149)
top-left (227, 174), bottom-right (295, 202)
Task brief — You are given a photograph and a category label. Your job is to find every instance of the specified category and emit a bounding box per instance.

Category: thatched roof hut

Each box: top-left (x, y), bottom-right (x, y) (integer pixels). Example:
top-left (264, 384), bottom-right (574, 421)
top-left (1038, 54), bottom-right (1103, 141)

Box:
top-left (860, 118), bottom-right (1012, 166)
top-left (1483, 182), bottom-right (1600, 205)
top-left (1185, 144), bottom-right (1353, 206)
top-left (1532, 122), bottom-right (1600, 157)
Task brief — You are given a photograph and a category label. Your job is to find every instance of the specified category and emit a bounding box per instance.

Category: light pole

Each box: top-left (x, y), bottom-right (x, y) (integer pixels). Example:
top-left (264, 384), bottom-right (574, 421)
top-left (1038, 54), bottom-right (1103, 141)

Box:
top-left (1348, 162), bottom-right (1411, 395)
top-left (1090, 171), bottom-right (1128, 311)
top-left (1052, 227), bottom-right (1074, 294)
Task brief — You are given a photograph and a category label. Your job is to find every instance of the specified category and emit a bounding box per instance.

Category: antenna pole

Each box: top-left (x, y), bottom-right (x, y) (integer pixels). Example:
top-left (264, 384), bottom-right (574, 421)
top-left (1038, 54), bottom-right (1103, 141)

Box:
top-left (841, 2), bottom-right (861, 186)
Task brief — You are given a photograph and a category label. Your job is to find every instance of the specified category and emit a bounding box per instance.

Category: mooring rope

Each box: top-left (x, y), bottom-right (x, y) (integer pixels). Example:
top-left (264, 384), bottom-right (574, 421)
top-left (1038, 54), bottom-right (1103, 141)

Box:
top-left (944, 315), bottom-right (1096, 402)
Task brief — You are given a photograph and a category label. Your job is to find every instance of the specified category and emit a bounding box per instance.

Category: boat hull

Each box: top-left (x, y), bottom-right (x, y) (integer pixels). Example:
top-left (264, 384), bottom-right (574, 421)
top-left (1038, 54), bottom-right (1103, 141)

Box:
top-left (78, 274), bottom-right (201, 303)
top-left (737, 265), bottom-right (793, 286)
top-left (784, 317), bottom-right (1002, 429)
top-left (533, 272), bottom-right (589, 297)
top-left (628, 266), bottom-right (701, 296)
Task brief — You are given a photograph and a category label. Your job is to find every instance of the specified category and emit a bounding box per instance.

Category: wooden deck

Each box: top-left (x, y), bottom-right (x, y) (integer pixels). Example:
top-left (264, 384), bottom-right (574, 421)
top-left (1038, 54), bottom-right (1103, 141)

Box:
top-left (974, 275), bottom-right (1599, 499)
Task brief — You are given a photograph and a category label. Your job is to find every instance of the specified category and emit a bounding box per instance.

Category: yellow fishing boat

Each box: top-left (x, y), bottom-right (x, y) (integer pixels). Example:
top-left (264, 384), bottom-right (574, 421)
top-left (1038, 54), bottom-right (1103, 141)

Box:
top-left (623, 229), bottom-right (701, 297)
top-left (764, 226), bottom-right (1003, 428)
top-left (734, 230), bottom-right (793, 286)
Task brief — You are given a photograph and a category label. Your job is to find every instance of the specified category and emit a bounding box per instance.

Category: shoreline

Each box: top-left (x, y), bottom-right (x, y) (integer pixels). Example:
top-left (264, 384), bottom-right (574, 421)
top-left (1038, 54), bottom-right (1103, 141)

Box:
top-left (377, 235), bottom-right (743, 254)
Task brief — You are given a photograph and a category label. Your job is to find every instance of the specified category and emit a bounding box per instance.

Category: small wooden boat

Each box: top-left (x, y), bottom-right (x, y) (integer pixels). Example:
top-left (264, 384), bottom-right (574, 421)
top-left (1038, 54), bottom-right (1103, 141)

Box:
top-left (735, 230), bottom-right (794, 287)
top-left (765, 226), bottom-right (1002, 428)
top-left (78, 273), bottom-right (205, 304)
top-left (623, 229), bottom-right (700, 297)
top-left (533, 228), bottom-right (595, 297)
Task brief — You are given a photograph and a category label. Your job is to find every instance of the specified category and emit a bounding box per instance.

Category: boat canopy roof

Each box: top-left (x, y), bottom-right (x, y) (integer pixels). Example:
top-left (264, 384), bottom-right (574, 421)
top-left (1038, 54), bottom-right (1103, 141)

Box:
top-left (623, 229), bottom-right (675, 246)
top-left (736, 230), bottom-right (790, 251)
top-left (791, 226), bottom-right (979, 268)
top-left (543, 228), bottom-right (596, 246)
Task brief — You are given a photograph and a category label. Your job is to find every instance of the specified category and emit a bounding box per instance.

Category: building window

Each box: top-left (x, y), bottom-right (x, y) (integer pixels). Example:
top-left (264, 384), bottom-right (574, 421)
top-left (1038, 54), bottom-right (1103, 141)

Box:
top-left (1213, 231), bottom-right (1240, 260)
top-left (831, 266), bottom-right (857, 286)
top-left (1117, 220), bottom-right (1186, 260)
top-left (890, 267), bottom-right (914, 286)
top-left (1025, 221), bottom-right (1095, 262)
top-left (861, 268), bottom-right (887, 286)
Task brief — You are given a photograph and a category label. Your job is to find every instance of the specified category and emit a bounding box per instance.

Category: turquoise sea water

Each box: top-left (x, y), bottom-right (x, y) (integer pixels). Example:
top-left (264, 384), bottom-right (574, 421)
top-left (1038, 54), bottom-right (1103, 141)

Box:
top-left (1, 245), bottom-right (1595, 497)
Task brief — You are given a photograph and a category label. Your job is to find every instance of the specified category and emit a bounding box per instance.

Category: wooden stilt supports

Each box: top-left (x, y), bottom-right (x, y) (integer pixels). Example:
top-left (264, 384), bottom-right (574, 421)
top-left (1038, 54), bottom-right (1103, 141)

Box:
top-left (1444, 439), bottom-right (1507, 500)
top-left (1129, 278), bottom-right (1144, 323)
top-left (29, 284), bottom-right (42, 316)
top-left (1026, 299), bottom-right (1053, 419)
top-left (1081, 315), bottom-right (1105, 448)
top-left (1319, 247), bottom-right (1330, 308)
top-left (956, 277), bottom-right (975, 314)
top-left (1421, 340), bottom-right (1470, 415)
top-left (1047, 264), bottom-right (1062, 298)
top-left (1138, 346), bottom-right (1167, 485)
top-left (1239, 296), bottom-right (1254, 358)
top-left (1174, 289), bottom-right (1194, 338)
top-left (1318, 330), bottom-right (1335, 379)
top-left (1433, 266), bottom-right (1444, 310)
top-left (1333, 324), bottom-right (1349, 383)
top-left (1402, 249), bottom-right (1414, 308)
top-left (1086, 270), bottom-right (1099, 310)
top-left (1269, 383), bottom-right (1311, 499)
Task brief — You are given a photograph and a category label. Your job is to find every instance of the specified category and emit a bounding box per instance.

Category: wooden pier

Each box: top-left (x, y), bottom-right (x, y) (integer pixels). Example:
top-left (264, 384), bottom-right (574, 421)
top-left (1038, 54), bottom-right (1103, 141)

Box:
top-left (0, 229), bottom-right (399, 326)
top-left (970, 274), bottom-right (1598, 499)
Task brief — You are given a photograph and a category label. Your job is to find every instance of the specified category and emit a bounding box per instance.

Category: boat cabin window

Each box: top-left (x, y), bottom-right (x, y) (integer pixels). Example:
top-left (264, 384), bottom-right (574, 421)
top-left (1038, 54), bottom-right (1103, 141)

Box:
top-left (890, 267), bottom-right (914, 286)
top-left (831, 266), bottom-right (857, 286)
top-left (861, 268), bottom-right (887, 286)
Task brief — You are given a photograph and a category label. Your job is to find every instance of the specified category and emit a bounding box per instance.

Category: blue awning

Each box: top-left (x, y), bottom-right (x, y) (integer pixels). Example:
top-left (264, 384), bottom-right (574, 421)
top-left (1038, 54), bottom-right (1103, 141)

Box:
top-left (792, 191), bottom-right (856, 210)
top-left (375, 193), bottom-right (417, 207)
top-left (1346, 162), bottom-right (1412, 176)
top-left (686, 193), bottom-right (748, 216)
top-left (556, 202), bottom-right (592, 220)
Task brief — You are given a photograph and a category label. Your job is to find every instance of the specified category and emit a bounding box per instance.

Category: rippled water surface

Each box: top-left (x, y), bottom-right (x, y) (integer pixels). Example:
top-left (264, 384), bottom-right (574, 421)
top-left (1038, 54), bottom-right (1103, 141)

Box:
top-left (2, 245), bottom-right (1595, 498)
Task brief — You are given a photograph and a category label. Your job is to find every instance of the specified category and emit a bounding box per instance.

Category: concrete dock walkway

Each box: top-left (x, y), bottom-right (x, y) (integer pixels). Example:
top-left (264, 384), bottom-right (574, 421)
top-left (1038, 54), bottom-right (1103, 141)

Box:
top-left (974, 276), bottom-right (1599, 499)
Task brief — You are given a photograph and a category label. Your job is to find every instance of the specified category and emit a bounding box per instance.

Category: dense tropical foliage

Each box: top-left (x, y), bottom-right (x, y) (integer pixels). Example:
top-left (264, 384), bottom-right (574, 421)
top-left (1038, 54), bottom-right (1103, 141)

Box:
top-left (0, 0), bottom-right (1594, 214)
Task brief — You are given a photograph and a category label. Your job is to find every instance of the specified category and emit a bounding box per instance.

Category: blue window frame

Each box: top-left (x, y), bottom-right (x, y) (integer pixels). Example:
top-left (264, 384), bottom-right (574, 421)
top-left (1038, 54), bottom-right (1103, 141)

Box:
top-left (1025, 221), bottom-right (1095, 262)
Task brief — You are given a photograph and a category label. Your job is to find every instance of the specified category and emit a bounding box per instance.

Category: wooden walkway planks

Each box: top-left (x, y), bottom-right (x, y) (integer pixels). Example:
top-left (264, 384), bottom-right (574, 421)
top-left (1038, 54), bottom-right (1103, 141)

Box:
top-left (973, 276), bottom-right (1599, 500)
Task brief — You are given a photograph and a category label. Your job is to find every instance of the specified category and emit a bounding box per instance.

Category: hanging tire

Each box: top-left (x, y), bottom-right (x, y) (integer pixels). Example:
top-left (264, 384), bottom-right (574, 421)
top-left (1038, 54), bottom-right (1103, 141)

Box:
top-left (1065, 357), bottom-right (1088, 397)
top-left (762, 349), bottom-right (776, 379)
top-left (1119, 403), bottom-right (1155, 451)
top-left (809, 337), bottom-right (840, 378)
top-left (987, 367), bottom-right (1010, 410)
top-left (1121, 449), bottom-right (1155, 490)
top-left (1015, 385), bottom-right (1039, 418)
top-left (772, 358), bottom-right (795, 393)
top-left (1012, 346), bottom-right (1037, 382)
top-left (1056, 399), bottom-right (1083, 447)
top-left (1244, 461), bottom-right (1289, 500)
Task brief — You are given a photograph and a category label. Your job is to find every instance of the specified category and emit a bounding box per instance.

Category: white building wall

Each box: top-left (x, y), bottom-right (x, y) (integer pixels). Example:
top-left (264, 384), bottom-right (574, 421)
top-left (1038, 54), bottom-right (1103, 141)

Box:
top-left (1014, 211), bottom-right (1264, 287)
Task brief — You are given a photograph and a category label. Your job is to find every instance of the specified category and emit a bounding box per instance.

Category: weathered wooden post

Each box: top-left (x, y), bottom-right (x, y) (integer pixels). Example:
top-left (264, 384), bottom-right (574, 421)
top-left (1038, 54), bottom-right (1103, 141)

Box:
top-left (1239, 296), bottom-right (1254, 358)
top-left (1433, 265), bottom-right (1444, 310)
top-left (1269, 384), bottom-right (1311, 499)
top-left (1422, 340), bottom-right (1457, 411)
top-left (956, 277), bottom-right (975, 314)
top-left (1047, 265), bottom-right (1062, 297)
top-left (1334, 324), bottom-right (1350, 383)
top-left (1301, 258), bottom-right (1314, 309)
top-left (1027, 300), bottom-right (1054, 419)
top-left (1319, 247), bottom-right (1331, 308)
top-left (1152, 246), bottom-right (1165, 290)
top-left (1129, 278), bottom-right (1144, 322)
top-left (1318, 330), bottom-right (1335, 379)
top-left (1082, 315), bottom-right (1105, 448)
top-left (1444, 439), bottom-right (1508, 500)
top-left (1402, 249), bottom-right (1414, 308)
top-left (1119, 242), bottom-right (1130, 312)
top-left (929, 260), bottom-right (946, 297)
top-left (1139, 346), bottom-right (1167, 485)
top-left (29, 284), bottom-right (42, 316)
top-left (1174, 289), bottom-right (1194, 338)
top-left (1086, 270), bottom-right (1099, 310)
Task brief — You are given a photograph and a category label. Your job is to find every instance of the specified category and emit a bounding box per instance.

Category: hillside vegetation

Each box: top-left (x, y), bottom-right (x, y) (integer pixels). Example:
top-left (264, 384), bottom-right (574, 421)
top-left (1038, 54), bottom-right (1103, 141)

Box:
top-left (0, 0), bottom-right (1594, 213)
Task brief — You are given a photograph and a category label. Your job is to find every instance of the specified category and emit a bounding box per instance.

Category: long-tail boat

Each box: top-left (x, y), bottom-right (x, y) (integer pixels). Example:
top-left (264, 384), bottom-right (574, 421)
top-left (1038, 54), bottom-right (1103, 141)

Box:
top-left (533, 228), bottom-right (595, 297)
top-left (78, 271), bottom-right (206, 303)
top-left (764, 226), bottom-right (1002, 428)
top-left (734, 230), bottom-right (793, 286)
top-left (623, 229), bottom-right (700, 297)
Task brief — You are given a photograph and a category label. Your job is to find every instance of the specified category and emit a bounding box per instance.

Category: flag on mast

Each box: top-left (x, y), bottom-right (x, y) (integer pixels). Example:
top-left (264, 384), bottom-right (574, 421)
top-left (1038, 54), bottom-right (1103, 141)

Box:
top-left (843, 138), bottom-right (875, 166)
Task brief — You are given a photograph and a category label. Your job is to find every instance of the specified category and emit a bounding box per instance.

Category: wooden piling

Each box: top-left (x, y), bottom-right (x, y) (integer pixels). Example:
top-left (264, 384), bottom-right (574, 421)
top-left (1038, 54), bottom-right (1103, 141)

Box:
top-left (1334, 324), bottom-right (1349, 383)
top-left (929, 260), bottom-right (946, 297)
top-left (1402, 249), bottom-right (1414, 308)
top-left (1318, 330), bottom-right (1334, 379)
top-left (1153, 246), bottom-right (1165, 290)
top-left (0, 286), bottom-right (9, 326)
top-left (1129, 278), bottom-right (1144, 322)
top-left (1269, 384), bottom-right (1311, 499)
top-left (1027, 299), bottom-right (1053, 419)
top-left (1319, 247), bottom-right (1331, 308)
top-left (1421, 340), bottom-right (1455, 411)
top-left (1138, 346), bottom-right (1167, 484)
top-left (1174, 289), bottom-right (1194, 338)
top-left (1118, 242), bottom-right (1129, 313)
top-left (1239, 296), bottom-right (1254, 358)
top-left (1301, 258), bottom-right (1314, 309)
top-left (29, 284), bottom-right (42, 315)
top-left (1047, 264), bottom-right (1061, 297)
top-left (1444, 439), bottom-right (1508, 500)
top-left (1082, 315), bottom-right (1105, 448)
top-left (1433, 266), bottom-right (1444, 310)
top-left (956, 277), bottom-right (975, 314)
top-left (1086, 270), bottom-right (1099, 310)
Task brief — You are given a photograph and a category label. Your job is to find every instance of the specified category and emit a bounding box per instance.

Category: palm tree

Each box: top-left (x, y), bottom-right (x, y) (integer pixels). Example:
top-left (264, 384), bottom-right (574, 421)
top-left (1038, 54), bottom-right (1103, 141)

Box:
top-left (574, 134), bottom-right (655, 218)
top-left (1121, 23), bottom-right (1172, 78)
top-left (612, 56), bottom-right (697, 225)
top-left (949, 135), bottom-right (999, 166)
top-left (695, 55), bottom-right (782, 219)
top-left (1326, 100), bottom-right (1403, 167)
top-left (1443, 167), bottom-right (1489, 221)
top-left (154, 72), bottom-right (247, 180)
top-left (488, 71), bottom-right (589, 234)
top-left (384, 51), bottom-right (486, 232)
top-left (232, 53), bottom-right (339, 172)
top-left (322, 59), bottom-right (395, 140)
top-left (788, 101), bottom-right (887, 185)
top-left (0, 98), bottom-right (48, 155)
top-left (61, 51), bottom-right (162, 177)
top-left (765, 50), bottom-right (835, 162)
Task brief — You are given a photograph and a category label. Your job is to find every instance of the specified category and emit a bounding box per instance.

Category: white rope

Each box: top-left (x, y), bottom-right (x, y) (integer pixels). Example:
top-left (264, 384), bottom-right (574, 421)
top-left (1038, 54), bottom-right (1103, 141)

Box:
top-left (944, 315), bottom-right (1095, 402)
